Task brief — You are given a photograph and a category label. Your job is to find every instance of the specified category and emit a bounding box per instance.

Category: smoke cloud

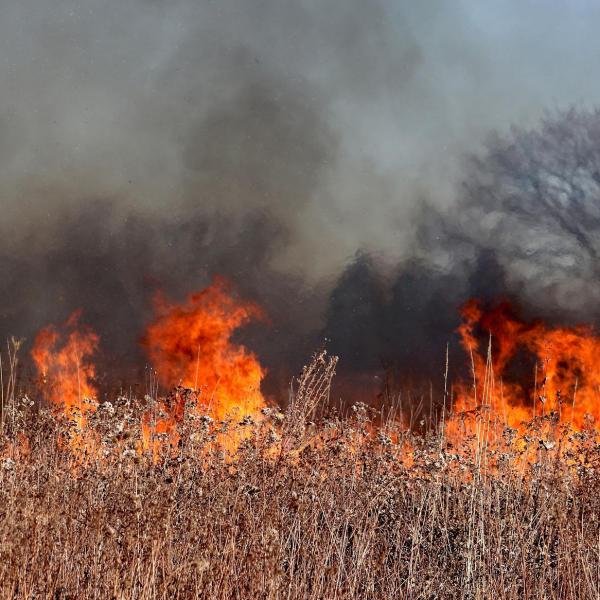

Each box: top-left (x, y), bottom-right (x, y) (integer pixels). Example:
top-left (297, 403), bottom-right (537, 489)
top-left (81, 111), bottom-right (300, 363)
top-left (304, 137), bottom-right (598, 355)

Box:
top-left (3, 0), bottom-right (600, 396)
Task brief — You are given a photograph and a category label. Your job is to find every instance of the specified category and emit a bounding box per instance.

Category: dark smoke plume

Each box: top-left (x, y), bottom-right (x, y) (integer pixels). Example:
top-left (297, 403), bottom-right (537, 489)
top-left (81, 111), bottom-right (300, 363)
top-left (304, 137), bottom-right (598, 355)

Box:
top-left (323, 108), bottom-right (600, 401)
top-left (451, 109), bottom-right (600, 325)
top-left (3, 1), bottom-right (600, 402)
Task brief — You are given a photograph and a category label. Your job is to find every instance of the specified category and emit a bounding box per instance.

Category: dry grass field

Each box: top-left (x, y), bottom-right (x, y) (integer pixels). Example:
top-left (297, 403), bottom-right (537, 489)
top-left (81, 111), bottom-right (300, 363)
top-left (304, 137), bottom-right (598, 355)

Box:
top-left (1, 347), bottom-right (600, 600)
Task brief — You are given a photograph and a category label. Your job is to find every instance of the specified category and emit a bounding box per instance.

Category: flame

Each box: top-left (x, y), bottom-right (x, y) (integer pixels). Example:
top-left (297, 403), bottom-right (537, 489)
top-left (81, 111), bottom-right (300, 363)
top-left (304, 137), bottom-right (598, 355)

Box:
top-left (31, 311), bottom-right (99, 450)
top-left (141, 277), bottom-right (267, 455)
top-left (14, 287), bottom-right (600, 474)
top-left (450, 299), bottom-right (600, 439)
top-left (139, 387), bottom-right (188, 461)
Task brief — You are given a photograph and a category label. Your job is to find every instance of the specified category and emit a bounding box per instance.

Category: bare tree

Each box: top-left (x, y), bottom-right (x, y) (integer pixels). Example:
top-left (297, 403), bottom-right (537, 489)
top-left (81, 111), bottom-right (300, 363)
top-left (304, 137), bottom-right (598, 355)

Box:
top-left (455, 108), bottom-right (600, 321)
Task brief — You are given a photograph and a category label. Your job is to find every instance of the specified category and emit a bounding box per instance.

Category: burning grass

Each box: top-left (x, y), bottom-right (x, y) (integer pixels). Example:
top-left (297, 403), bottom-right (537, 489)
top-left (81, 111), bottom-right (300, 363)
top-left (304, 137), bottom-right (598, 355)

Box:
top-left (2, 358), bottom-right (600, 598)
top-left (3, 284), bottom-right (600, 598)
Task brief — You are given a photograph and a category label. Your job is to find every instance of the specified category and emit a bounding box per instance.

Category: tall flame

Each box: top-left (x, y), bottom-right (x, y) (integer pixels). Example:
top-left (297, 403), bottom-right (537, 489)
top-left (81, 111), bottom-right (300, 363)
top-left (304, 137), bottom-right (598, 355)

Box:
top-left (19, 288), bottom-right (600, 471)
top-left (452, 299), bottom-right (600, 433)
top-left (31, 311), bottom-right (99, 440)
top-left (143, 277), bottom-right (267, 422)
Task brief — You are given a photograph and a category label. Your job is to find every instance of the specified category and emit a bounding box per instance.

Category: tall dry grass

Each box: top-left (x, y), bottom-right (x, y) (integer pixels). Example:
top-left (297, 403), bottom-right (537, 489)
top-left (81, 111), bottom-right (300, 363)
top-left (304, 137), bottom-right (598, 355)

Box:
top-left (0, 350), bottom-right (599, 599)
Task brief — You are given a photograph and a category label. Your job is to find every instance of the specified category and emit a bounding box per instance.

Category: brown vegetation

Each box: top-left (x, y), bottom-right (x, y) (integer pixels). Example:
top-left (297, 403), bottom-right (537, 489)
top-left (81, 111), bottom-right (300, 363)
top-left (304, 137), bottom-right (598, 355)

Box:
top-left (1, 350), bottom-right (600, 599)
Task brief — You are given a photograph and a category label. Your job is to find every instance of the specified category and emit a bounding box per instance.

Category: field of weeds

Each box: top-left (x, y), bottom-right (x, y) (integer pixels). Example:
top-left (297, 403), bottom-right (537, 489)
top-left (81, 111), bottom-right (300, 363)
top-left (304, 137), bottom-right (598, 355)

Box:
top-left (1, 351), bottom-right (600, 599)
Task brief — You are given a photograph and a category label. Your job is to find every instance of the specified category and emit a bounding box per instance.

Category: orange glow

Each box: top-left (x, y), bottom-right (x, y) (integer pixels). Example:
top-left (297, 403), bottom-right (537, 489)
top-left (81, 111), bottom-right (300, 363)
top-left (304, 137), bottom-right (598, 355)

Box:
top-left (27, 287), bottom-right (600, 470)
top-left (139, 387), bottom-right (188, 462)
top-left (31, 311), bottom-right (99, 451)
top-left (450, 300), bottom-right (600, 441)
top-left (141, 278), bottom-right (267, 456)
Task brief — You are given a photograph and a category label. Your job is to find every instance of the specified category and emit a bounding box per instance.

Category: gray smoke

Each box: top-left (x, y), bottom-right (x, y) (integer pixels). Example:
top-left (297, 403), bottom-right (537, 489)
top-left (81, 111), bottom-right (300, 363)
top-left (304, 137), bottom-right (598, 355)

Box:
top-left (325, 108), bottom-right (600, 399)
top-left (3, 0), bottom-right (600, 396)
top-left (445, 109), bottom-right (600, 324)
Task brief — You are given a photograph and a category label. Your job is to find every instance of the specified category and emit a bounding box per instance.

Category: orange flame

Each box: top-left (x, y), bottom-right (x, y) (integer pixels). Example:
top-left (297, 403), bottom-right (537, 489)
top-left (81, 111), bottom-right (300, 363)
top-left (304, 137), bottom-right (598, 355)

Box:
top-left (142, 278), bottom-right (267, 445)
top-left (452, 299), bottom-right (600, 435)
top-left (31, 311), bottom-right (99, 449)
top-left (18, 287), bottom-right (600, 472)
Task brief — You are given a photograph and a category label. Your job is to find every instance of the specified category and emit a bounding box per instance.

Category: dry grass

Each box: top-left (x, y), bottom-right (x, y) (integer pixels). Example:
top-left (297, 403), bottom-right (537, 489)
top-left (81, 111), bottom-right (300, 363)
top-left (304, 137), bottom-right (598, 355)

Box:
top-left (1, 353), bottom-right (600, 599)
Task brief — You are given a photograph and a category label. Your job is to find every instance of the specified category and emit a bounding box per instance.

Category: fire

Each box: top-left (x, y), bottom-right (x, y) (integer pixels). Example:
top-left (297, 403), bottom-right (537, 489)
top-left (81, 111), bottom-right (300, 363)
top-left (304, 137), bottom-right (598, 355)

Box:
top-left (451, 299), bottom-right (600, 436)
top-left (31, 311), bottom-right (99, 450)
top-left (141, 277), bottom-right (267, 454)
top-left (27, 283), bottom-right (600, 470)
top-left (27, 280), bottom-right (268, 461)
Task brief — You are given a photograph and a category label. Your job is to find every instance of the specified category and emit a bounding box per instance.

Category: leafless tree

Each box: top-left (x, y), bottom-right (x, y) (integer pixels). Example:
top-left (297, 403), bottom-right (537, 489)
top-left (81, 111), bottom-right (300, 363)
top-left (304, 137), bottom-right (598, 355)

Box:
top-left (455, 108), bottom-right (600, 320)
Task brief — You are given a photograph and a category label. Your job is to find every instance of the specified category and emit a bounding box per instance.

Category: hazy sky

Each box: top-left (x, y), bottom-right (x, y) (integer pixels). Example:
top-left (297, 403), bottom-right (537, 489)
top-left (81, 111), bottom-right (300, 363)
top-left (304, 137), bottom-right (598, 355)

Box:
top-left (2, 0), bottom-right (600, 282)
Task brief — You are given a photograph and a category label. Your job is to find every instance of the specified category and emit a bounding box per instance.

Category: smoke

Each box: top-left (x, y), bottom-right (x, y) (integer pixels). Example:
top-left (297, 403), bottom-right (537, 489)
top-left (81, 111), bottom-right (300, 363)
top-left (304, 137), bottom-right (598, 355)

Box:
top-left (324, 107), bottom-right (600, 398)
top-left (3, 0), bottom-right (600, 396)
top-left (448, 109), bottom-right (600, 324)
